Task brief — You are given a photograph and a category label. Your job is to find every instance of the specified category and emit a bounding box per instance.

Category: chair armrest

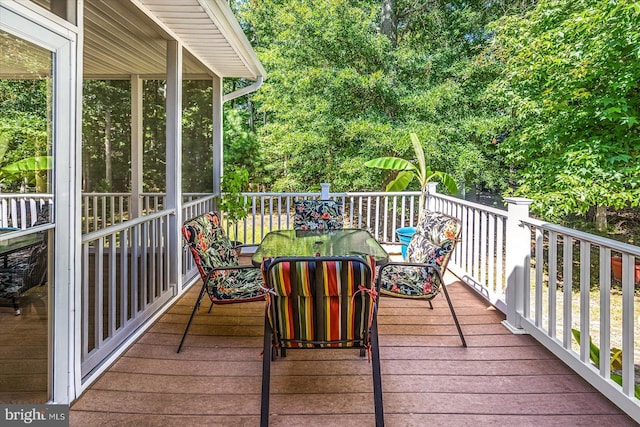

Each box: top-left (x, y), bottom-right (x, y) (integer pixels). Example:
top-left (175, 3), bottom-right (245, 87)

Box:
top-left (207, 264), bottom-right (259, 274)
top-left (377, 261), bottom-right (444, 284)
top-left (378, 261), bottom-right (443, 274)
top-left (235, 244), bottom-right (258, 255)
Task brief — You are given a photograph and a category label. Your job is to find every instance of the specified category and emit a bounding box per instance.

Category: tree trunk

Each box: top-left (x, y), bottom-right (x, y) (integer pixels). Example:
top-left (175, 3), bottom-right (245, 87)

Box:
top-left (380, 0), bottom-right (397, 47)
top-left (595, 204), bottom-right (607, 232)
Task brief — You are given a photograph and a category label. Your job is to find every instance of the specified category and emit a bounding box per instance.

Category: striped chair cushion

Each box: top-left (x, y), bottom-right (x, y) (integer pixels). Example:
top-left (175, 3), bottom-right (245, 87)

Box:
top-left (262, 257), bottom-right (375, 348)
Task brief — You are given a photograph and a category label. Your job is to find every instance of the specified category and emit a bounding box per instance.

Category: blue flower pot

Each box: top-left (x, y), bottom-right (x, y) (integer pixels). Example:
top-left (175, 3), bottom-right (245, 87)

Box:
top-left (396, 227), bottom-right (416, 260)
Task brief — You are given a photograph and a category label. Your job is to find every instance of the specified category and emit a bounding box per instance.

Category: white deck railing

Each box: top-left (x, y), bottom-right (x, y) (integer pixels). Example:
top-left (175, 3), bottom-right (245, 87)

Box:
top-left (425, 189), bottom-right (509, 309)
top-left (223, 191), bottom-right (422, 245)
top-left (4, 188), bottom-right (639, 421)
top-left (516, 214), bottom-right (640, 418)
top-left (0, 193), bottom-right (53, 229)
top-left (80, 209), bottom-right (175, 377)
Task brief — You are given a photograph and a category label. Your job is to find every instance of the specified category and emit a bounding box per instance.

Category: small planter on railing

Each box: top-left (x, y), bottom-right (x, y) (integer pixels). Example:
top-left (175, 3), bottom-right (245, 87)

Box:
top-left (611, 256), bottom-right (640, 285)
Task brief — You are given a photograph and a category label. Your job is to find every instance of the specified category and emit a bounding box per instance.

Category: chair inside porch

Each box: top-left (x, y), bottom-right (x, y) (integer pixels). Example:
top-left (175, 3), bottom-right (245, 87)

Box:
top-left (69, 263), bottom-right (635, 426)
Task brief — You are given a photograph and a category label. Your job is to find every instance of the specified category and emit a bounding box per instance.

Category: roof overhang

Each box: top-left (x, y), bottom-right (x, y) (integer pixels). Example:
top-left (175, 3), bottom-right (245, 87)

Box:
top-left (133, 0), bottom-right (266, 80)
top-left (2, 0), bottom-right (265, 81)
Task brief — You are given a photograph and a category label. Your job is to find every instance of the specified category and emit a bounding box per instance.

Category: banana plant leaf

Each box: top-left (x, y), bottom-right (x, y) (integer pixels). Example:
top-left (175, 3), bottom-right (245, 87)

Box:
top-left (385, 171), bottom-right (414, 192)
top-left (364, 157), bottom-right (417, 172)
top-left (1, 156), bottom-right (52, 175)
top-left (0, 132), bottom-right (8, 163)
top-left (571, 328), bottom-right (601, 366)
top-left (429, 170), bottom-right (458, 194)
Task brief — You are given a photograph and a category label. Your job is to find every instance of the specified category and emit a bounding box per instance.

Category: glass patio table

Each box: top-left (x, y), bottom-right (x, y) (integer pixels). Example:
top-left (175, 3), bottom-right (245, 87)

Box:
top-left (0, 229), bottom-right (44, 267)
top-left (251, 228), bottom-right (389, 266)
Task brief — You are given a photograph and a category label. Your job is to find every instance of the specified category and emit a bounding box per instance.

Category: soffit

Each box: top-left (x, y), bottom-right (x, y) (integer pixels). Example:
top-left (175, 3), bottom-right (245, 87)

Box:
top-left (135, 0), bottom-right (265, 80)
top-left (14, 0), bottom-right (264, 80)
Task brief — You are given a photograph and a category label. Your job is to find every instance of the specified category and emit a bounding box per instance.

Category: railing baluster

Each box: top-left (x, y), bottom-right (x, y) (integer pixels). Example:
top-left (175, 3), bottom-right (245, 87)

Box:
top-left (562, 236), bottom-right (573, 349)
top-left (579, 240), bottom-right (591, 364)
top-left (548, 231), bottom-right (558, 337)
top-left (109, 233), bottom-right (117, 338)
top-left (599, 246), bottom-right (611, 379)
top-left (621, 253), bottom-right (635, 397)
top-left (535, 227), bottom-right (544, 328)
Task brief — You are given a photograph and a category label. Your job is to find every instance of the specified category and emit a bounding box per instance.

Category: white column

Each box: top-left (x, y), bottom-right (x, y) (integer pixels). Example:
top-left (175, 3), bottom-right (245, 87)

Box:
top-left (166, 40), bottom-right (182, 292)
top-left (212, 74), bottom-right (223, 196)
top-left (502, 197), bottom-right (533, 333)
top-left (130, 75), bottom-right (143, 219)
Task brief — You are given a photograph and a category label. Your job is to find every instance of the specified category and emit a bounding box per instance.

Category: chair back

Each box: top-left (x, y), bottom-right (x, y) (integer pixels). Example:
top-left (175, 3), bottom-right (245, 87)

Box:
top-left (406, 211), bottom-right (461, 271)
top-left (182, 212), bottom-right (238, 280)
top-left (293, 199), bottom-right (344, 231)
top-left (262, 256), bottom-right (376, 349)
top-left (34, 204), bottom-right (51, 226)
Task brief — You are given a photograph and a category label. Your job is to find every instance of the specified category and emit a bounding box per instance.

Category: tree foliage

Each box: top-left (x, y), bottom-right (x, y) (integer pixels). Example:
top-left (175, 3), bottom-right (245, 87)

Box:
top-left (0, 79), bottom-right (50, 192)
top-left (240, 0), bottom-right (511, 194)
top-left (488, 0), bottom-right (640, 220)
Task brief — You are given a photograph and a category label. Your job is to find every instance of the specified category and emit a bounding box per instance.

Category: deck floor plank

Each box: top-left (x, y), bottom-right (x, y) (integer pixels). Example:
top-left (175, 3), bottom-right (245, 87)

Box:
top-left (70, 278), bottom-right (637, 426)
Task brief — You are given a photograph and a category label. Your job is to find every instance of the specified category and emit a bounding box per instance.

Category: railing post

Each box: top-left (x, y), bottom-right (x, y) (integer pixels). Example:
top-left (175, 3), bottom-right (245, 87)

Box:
top-left (502, 197), bottom-right (533, 333)
top-left (320, 183), bottom-right (330, 200)
top-left (425, 182), bottom-right (438, 211)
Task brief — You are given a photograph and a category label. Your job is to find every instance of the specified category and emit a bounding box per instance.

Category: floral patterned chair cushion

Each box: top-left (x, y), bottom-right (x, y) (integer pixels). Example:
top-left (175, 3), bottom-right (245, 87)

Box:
top-left (0, 241), bottom-right (48, 314)
top-left (379, 211), bottom-right (461, 299)
top-left (293, 199), bottom-right (344, 231)
top-left (376, 210), bottom-right (466, 346)
top-left (182, 212), bottom-right (264, 302)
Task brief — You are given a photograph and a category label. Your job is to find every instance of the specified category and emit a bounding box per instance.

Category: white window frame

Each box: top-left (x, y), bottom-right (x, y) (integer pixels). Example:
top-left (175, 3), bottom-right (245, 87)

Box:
top-left (0, 1), bottom-right (79, 404)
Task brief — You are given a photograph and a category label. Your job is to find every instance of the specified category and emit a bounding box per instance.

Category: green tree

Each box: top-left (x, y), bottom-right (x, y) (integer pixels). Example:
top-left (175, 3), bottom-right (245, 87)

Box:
top-left (183, 80), bottom-right (214, 193)
top-left (489, 0), bottom-right (640, 225)
top-left (240, 0), bottom-right (516, 194)
top-left (82, 80), bottom-right (131, 192)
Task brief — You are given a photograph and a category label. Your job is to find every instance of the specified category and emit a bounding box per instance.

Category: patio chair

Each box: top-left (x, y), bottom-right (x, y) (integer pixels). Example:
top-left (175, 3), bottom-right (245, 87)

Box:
top-left (293, 199), bottom-right (344, 231)
top-left (0, 204), bottom-right (50, 315)
top-left (177, 211), bottom-right (265, 353)
top-left (378, 210), bottom-right (466, 347)
top-left (260, 256), bottom-right (384, 426)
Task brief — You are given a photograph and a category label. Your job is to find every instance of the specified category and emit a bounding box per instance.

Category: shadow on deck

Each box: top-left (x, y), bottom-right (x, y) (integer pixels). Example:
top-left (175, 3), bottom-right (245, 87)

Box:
top-left (70, 273), bottom-right (635, 426)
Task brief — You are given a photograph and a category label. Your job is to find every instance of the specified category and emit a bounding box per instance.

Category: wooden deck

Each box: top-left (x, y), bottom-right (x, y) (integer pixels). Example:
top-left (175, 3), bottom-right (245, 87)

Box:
top-left (70, 272), bottom-right (636, 426)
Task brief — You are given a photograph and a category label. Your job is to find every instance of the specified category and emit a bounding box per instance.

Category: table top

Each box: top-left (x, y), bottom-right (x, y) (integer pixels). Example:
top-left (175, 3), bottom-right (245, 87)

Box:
top-left (251, 228), bottom-right (389, 266)
top-left (0, 230), bottom-right (43, 255)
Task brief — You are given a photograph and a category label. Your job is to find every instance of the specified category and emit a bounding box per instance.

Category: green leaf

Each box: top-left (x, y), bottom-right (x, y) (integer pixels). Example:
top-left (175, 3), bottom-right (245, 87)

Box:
top-left (432, 171), bottom-right (459, 194)
top-left (0, 132), bottom-right (8, 163)
top-left (610, 373), bottom-right (640, 400)
top-left (571, 328), bottom-right (600, 366)
top-left (385, 171), bottom-right (414, 191)
top-left (364, 157), bottom-right (417, 172)
top-left (410, 133), bottom-right (427, 184)
top-left (1, 156), bottom-right (52, 174)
